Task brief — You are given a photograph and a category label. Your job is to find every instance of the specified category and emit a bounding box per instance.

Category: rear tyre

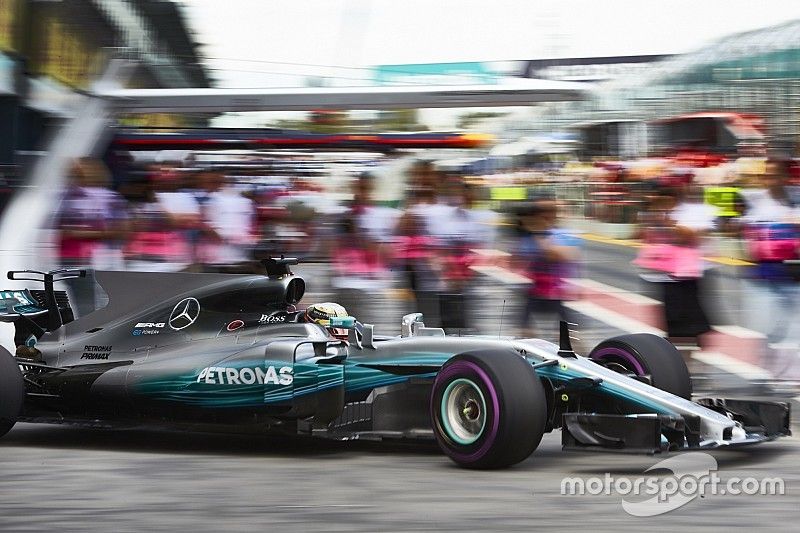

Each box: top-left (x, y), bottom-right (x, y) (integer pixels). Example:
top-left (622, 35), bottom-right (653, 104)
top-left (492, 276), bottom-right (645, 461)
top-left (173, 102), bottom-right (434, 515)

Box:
top-left (430, 349), bottom-right (547, 469)
top-left (589, 333), bottom-right (692, 400)
top-left (0, 347), bottom-right (24, 438)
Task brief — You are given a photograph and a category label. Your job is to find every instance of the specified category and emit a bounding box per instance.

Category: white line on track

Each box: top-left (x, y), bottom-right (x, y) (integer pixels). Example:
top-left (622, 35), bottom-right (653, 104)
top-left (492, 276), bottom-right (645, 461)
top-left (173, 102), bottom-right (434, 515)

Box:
top-left (564, 300), bottom-right (664, 336)
top-left (564, 300), bottom-right (779, 380)
top-left (475, 268), bottom-right (779, 380)
top-left (691, 351), bottom-right (773, 380)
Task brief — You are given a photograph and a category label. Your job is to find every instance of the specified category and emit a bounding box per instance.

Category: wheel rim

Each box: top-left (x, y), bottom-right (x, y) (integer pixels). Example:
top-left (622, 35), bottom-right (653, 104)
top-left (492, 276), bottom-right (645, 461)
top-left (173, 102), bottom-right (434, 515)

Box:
top-left (591, 347), bottom-right (646, 376)
top-left (440, 378), bottom-right (487, 445)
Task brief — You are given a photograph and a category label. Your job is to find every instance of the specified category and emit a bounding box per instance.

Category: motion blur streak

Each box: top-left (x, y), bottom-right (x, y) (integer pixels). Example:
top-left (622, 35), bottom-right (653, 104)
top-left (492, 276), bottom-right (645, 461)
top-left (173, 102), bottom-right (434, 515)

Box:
top-left (1, 1), bottom-right (800, 531)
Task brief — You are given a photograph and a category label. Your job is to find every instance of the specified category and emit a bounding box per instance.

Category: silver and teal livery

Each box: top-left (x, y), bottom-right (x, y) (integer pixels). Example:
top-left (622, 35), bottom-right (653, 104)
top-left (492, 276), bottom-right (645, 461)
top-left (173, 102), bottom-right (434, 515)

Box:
top-left (0, 262), bottom-right (790, 469)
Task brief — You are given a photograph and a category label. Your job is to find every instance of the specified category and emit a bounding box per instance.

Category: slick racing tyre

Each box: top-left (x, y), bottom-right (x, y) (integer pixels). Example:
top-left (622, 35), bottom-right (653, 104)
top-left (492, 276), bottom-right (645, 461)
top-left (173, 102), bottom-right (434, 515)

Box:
top-left (589, 333), bottom-right (692, 400)
top-left (430, 349), bottom-right (546, 469)
top-left (0, 347), bottom-right (24, 438)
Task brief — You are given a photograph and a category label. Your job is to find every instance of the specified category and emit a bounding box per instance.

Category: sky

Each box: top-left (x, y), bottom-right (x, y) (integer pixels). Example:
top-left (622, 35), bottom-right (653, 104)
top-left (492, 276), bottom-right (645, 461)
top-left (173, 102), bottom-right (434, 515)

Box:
top-left (177, 0), bottom-right (800, 88)
top-left (174, 0), bottom-right (800, 127)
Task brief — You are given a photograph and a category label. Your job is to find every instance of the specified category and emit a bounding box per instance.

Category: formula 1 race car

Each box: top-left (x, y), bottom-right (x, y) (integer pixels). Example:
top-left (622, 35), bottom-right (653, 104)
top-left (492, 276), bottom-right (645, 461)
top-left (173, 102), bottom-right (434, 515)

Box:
top-left (0, 260), bottom-right (791, 469)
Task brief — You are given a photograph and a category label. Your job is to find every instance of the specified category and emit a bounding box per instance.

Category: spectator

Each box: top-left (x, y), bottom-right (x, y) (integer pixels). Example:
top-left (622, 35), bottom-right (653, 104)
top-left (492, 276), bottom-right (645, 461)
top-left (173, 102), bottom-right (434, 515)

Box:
top-left (634, 185), bottom-right (711, 343)
top-left (436, 178), bottom-right (497, 331)
top-left (394, 210), bottom-right (440, 315)
top-left (194, 168), bottom-right (257, 266)
top-left (154, 167), bottom-right (205, 265)
top-left (404, 164), bottom-right (452, 327)
top-left (514, 198), bottom-right (580, 339)
top-left (409, 163), bottom-right (453, 242)
top-left (351, 172), bottom-right (400, 247)
top-left (742, 158), bottom-right (800, 346)
top-left (57, 158), bottom-right (128, 269)
top-left (123, 171), bottom-right (193, 272)
top-left (332, 172), bottom-right (397, 320)
top-left (667, 184), bottom-right (715, 344)
top-left (56, 157), bottom-right (128, 314)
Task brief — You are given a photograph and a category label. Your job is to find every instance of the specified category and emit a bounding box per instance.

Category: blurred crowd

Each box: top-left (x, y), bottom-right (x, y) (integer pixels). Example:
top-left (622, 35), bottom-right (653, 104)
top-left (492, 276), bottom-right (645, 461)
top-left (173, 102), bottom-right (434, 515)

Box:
top-left (632, 157), bottom-right (800, 380)
top-left (54, 156), bottom-right (508, 328)
top-left (56, 155), bottom-right (342, 274)
top-left (52, 153), bottom-right (800, 364)
top-left (58, 158), bottom-right (254, 273)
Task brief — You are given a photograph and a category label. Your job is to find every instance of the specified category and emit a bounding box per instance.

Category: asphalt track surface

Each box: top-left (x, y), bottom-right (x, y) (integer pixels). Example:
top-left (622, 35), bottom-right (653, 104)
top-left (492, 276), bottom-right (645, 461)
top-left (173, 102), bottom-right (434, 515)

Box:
top-left (0, 420), bottom-right (797, 532)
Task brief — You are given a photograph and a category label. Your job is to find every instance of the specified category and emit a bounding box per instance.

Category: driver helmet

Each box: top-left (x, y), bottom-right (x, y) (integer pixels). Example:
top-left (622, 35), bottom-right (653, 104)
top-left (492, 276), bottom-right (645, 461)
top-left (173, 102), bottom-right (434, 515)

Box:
top-left (304, 302), bottom-right (349, 338)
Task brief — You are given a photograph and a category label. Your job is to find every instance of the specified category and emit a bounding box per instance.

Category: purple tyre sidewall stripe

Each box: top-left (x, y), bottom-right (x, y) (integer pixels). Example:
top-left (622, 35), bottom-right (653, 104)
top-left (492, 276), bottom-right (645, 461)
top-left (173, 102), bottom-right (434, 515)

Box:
top-left (590, 347), bottom-right (646, 376)
top-left (433, 360), bottom-right (500, 463)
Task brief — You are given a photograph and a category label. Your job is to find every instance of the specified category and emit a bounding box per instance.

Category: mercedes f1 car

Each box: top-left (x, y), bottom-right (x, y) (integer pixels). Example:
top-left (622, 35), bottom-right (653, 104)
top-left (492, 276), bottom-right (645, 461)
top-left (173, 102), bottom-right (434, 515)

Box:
top-left (0, 260), bottom-right (791, 468)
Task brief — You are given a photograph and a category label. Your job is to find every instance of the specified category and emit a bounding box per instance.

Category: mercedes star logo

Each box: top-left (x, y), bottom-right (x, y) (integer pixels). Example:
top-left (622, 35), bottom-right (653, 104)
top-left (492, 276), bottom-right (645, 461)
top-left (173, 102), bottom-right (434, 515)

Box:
top-left (169, 297), bottom-right (200, 331)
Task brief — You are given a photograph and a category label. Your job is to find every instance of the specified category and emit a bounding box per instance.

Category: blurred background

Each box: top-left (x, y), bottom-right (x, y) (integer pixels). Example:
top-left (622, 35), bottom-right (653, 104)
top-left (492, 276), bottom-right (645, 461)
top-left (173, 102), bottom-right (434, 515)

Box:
top-left (3, 2), bottom-right (800, 530)
top-left (2, 0), bottom-right (800, 388)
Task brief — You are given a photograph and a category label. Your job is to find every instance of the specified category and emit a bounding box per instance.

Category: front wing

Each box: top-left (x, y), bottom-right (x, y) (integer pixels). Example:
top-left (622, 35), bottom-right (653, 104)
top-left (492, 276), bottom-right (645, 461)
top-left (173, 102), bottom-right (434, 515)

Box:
top-left (562, 399), bottom-right (791, 453)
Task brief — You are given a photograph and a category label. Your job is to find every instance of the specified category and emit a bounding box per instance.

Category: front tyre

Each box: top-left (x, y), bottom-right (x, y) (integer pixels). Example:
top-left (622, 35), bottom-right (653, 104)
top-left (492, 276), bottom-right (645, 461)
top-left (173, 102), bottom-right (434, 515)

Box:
top-left (589, 333), bottom-right (692, 400)
top-left (430, 349), bottom-right (546, 469)
top-left (0, 347), bottom-right (24, 438)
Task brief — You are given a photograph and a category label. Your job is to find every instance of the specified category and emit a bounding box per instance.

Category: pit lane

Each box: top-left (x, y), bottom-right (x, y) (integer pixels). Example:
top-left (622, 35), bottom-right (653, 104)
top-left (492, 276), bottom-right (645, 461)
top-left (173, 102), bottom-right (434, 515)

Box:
top-left (2, 262), bottom-right (798, 530)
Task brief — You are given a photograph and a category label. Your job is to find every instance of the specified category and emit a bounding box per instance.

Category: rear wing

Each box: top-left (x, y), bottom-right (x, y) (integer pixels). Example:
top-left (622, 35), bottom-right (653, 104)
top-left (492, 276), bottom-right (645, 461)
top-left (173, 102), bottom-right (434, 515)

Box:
top-left (7, 269), bottom-right (85, 331)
